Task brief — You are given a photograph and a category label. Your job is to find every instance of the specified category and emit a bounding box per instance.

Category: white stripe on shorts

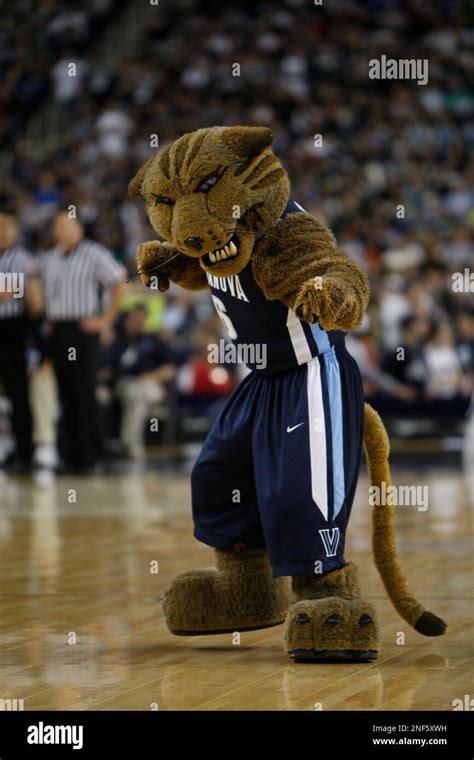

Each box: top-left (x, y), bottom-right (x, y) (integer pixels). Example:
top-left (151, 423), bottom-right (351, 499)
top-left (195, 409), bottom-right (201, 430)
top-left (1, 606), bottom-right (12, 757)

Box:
top-left (286, 309), bottom-right (313, 365)
top-left (306, 357), bottom-right (328, 521)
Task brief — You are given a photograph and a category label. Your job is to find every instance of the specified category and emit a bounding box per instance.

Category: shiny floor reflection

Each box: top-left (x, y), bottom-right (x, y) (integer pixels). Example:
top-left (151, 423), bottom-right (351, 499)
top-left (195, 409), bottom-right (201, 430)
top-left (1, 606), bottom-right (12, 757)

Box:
top-left (0, 466), bottom-right (472, 711)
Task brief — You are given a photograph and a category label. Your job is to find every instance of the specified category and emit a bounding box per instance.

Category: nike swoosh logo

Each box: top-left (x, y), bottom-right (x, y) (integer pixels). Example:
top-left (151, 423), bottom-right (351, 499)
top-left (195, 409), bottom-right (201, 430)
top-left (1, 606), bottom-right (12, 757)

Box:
top-left (286, 423), bottom-right (305, 433)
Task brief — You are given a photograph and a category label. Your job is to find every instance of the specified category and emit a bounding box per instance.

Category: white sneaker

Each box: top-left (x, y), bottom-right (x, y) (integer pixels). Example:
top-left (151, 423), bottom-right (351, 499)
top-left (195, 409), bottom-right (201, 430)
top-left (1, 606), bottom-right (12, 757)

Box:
top-left (34, 444), bottom-right (59, 470)
top-left (127, 444), bottom-right (146, 461)
top-left (0, 436), bottom-right (15, 467)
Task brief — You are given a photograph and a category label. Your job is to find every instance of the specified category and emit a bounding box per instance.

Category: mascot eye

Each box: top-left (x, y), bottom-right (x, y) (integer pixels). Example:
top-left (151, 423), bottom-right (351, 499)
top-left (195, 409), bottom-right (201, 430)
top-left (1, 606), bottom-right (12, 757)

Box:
top-left (152, 195), bottom-right (175, 206)
top-left (197, 174), bottom-right (220, 193)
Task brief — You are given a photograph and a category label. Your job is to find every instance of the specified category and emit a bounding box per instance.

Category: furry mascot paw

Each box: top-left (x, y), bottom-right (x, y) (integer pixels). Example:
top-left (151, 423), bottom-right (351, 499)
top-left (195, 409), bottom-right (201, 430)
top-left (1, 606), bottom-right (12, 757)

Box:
top-left (294, 276), bottom-right (359, 330)
top-left (284, 564), bottom-right (380, 662)
top-left (136, 241), bottom-right (178, 290)
top-left (162, 546), bottom-right (291, 635)
top-left (136, 240), bottom-right (207, 291)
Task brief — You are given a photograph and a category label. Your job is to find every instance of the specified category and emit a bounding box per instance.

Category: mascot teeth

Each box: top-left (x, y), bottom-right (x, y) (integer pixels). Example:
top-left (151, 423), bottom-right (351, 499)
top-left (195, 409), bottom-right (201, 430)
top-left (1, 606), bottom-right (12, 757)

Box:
top-left (207, 239), bottom-right (239, 265)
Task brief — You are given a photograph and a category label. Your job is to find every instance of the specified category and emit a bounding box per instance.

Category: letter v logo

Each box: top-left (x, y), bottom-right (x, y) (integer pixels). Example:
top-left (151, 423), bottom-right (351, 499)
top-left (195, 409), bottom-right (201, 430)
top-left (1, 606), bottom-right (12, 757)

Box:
top-left (318, 528), bottom-right (340, 557)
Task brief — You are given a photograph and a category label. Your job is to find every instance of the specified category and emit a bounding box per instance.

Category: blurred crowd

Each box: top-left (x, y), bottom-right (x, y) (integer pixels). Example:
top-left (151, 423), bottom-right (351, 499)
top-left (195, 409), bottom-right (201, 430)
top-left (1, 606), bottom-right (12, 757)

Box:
top-left (0, 0), bottom-right (117, 152)
top-left (0, 0), bottom-right (472, 471)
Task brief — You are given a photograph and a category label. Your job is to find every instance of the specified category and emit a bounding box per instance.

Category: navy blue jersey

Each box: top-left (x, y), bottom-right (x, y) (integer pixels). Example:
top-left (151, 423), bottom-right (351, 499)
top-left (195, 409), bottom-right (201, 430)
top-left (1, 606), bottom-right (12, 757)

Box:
top-left (206, 200), bottom-right (346, 376)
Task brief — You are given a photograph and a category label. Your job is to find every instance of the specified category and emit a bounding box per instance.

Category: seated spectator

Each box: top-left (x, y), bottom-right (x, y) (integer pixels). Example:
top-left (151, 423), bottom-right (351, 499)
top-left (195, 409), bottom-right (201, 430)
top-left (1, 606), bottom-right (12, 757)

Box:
top-left (423, 323), bottom-right (469, 401)
top-left (456, 312), bottom-right (474, 378)
top-left (100, 305), bottom-right (175, 459)
top-left (370, 317), bottom-right (471, 422)
top-left (380, 315), bottom-right (431, 398)
top-left (346, 317), bottom-right (417, 403)
top-left (177, 329), bottom-right (236, 417)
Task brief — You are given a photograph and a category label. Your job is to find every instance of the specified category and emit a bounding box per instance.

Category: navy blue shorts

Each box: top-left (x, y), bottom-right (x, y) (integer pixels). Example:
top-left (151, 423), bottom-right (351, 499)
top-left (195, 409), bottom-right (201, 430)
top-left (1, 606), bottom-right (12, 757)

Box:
top-left (192, 346), bottom-right (364, 577)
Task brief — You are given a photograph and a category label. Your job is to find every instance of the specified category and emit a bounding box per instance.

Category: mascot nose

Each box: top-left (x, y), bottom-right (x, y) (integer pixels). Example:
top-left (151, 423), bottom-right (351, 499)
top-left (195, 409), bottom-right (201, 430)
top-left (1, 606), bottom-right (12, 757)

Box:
top-left (184, 236), bottom-right (203, 251)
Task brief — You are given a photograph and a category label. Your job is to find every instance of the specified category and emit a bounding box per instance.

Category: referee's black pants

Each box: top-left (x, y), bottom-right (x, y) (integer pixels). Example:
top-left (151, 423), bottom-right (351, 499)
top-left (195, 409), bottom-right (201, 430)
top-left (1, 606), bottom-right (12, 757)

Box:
top-left (50, 321), bottom-right (103, 469)
top-left (0, 318), bottom-right (33, 463)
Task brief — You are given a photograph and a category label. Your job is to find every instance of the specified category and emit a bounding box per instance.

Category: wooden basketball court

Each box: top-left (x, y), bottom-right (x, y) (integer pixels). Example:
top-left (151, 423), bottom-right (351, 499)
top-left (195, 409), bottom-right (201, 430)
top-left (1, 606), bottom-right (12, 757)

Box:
top-left (0, 465), bottom-right (472, 711)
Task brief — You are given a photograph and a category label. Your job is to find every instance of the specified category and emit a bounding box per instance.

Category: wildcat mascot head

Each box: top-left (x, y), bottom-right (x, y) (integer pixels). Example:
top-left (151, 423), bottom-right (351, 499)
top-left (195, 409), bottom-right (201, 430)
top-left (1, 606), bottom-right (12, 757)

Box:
top-left (129, 126), bottom-right (289, 278)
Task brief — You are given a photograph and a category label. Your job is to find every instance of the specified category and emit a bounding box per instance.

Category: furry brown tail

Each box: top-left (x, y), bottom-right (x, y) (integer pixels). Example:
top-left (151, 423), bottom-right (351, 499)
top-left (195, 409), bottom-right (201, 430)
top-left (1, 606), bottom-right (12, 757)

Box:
top-left (363, 403), bottom-right (447, 636)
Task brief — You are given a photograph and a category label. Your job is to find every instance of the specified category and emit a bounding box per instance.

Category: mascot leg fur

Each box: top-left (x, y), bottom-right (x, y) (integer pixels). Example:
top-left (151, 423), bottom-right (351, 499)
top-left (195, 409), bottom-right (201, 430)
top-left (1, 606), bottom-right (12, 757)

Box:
top-left (162, 404), bottom-right (446, 658)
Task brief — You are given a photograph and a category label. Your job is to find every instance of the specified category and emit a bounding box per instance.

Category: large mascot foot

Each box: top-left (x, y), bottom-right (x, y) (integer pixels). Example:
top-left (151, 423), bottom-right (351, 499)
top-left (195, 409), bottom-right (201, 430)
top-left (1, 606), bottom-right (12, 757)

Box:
top-left (284, 563), bottom-right (380, 662)
top-left (163, 545), bottom-right (290, 635)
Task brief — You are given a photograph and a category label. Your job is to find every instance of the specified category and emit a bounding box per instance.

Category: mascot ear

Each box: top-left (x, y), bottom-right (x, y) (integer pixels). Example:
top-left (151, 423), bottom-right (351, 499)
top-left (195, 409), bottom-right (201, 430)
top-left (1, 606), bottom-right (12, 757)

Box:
top-left (222, 126), bottom-right (274, 158)
top-left (128, 157), bottom-right (153, 197)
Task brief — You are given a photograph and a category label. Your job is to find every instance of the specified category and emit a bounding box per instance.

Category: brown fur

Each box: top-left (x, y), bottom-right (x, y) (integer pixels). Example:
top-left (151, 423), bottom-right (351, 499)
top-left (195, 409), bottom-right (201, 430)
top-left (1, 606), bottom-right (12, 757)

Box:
top-left (364, 404), bottom-right (447, 636)
top-left (130, 125), bottom-right (290, 283)
top-left (130, 126), bottom-right (446, 655)
top-left (162, 546), bottom-right (291, 634)
top-left (284, 597), bottom-right (380, 660)
top-left (284, 563), bottom-right (380, 660)
top-left (292, 562), bottom-right (361, 600)
top-left (129, 126), bottom-right (367, 333)
top-left (253, 213), bottom-right (369, 330)
top-left (136, 240), bottom-right (207, 291)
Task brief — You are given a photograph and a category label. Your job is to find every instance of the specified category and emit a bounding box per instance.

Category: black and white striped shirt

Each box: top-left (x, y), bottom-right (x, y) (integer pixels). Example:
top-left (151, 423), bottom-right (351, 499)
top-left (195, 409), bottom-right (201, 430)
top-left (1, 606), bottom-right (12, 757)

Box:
top-left (39, 239), bottom-right (126, 321)
top-left (0, 244), bottom-right (36, 319)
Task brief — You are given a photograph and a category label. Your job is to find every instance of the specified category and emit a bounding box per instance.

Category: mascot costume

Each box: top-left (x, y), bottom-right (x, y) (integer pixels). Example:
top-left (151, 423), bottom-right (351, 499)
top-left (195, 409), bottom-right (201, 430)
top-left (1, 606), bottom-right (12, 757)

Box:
top-left (129, 126), bottom-right (446, 662)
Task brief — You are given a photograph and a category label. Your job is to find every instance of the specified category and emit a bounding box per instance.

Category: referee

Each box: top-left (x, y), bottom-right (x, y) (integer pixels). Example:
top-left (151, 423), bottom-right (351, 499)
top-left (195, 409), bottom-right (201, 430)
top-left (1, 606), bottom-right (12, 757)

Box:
top-left (40, 212), bottom-right (126, 473)
top-left (0, 208), bottom-right (42, 471)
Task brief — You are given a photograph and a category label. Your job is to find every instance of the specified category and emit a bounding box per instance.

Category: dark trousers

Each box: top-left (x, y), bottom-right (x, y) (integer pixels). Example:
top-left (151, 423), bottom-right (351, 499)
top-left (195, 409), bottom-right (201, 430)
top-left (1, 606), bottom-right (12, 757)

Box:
top-left (50, 321), bottom-right (103, 469)
top-left (0, 318), bottom-right (33, 463)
